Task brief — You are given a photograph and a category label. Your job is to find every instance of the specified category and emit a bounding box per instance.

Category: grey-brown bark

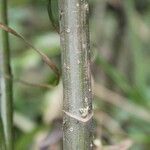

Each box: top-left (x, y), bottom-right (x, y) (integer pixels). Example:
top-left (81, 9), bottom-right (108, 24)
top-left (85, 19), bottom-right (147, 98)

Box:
top-left (59, 0), bottom-right (93, 149)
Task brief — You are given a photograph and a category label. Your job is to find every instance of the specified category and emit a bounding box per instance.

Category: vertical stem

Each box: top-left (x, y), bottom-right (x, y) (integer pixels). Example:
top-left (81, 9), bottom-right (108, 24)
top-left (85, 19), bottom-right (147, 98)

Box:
top-left (0, 116), bottom-right (6, 150)
top-left (0, 0), bottom-right (14, 149)
top-left (59, 0), bottom-right (93, 149)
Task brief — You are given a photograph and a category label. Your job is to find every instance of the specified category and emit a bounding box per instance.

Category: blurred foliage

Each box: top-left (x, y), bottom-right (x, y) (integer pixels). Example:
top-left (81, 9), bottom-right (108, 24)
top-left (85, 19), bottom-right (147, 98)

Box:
top-left (0, 0), bottom-right (150, 149)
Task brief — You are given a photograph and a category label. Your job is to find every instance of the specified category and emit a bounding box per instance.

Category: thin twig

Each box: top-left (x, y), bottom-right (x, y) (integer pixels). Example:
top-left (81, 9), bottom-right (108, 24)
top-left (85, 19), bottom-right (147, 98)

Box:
top-left (0, 74), bottom-right (54, 89)
top-left (0, 22), bottom-right (60, 81)
top-left (47, 0), bottom-right (60, 33)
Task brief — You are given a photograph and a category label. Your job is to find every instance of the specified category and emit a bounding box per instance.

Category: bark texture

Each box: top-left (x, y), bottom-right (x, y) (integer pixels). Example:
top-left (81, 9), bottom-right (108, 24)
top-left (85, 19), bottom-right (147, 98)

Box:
top-left (59, 0), bottom-right (93, 149)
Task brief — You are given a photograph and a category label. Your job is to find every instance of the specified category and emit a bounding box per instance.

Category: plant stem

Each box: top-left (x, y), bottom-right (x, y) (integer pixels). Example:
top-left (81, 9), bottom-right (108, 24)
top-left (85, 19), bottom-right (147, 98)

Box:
top-left (0, 115), bottom-right (6, 150)
top-left (59, 0), bottom-right (93, 149)
top-left (0, 0), bottom-right (14, 149)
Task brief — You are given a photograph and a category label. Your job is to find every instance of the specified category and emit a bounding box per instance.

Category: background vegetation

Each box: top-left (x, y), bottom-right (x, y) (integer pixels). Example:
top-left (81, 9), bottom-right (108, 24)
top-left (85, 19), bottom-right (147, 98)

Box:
top-left (0, 0), bottom-right (150, 149)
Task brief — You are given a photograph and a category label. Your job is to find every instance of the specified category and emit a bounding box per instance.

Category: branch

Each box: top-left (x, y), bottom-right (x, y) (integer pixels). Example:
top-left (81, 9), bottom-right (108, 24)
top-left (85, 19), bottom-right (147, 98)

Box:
top-left (0, 22), bottom-right (60, 81)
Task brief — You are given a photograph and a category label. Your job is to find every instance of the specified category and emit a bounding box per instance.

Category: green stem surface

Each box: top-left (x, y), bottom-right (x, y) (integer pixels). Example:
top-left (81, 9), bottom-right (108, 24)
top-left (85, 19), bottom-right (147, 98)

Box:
top-left (0, 116), bottom-right (6, 150)
top-left (59, 0), bottom-right (93, 149)
top-left (0, 0), bottom-right (14, 149)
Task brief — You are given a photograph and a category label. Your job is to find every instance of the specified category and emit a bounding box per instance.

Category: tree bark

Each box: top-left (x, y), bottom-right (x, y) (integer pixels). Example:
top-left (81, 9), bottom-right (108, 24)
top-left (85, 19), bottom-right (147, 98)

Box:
top-left (0, 0), bottom-right (14, 149)
top-left (59, 0), bottom-right (93, 149)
